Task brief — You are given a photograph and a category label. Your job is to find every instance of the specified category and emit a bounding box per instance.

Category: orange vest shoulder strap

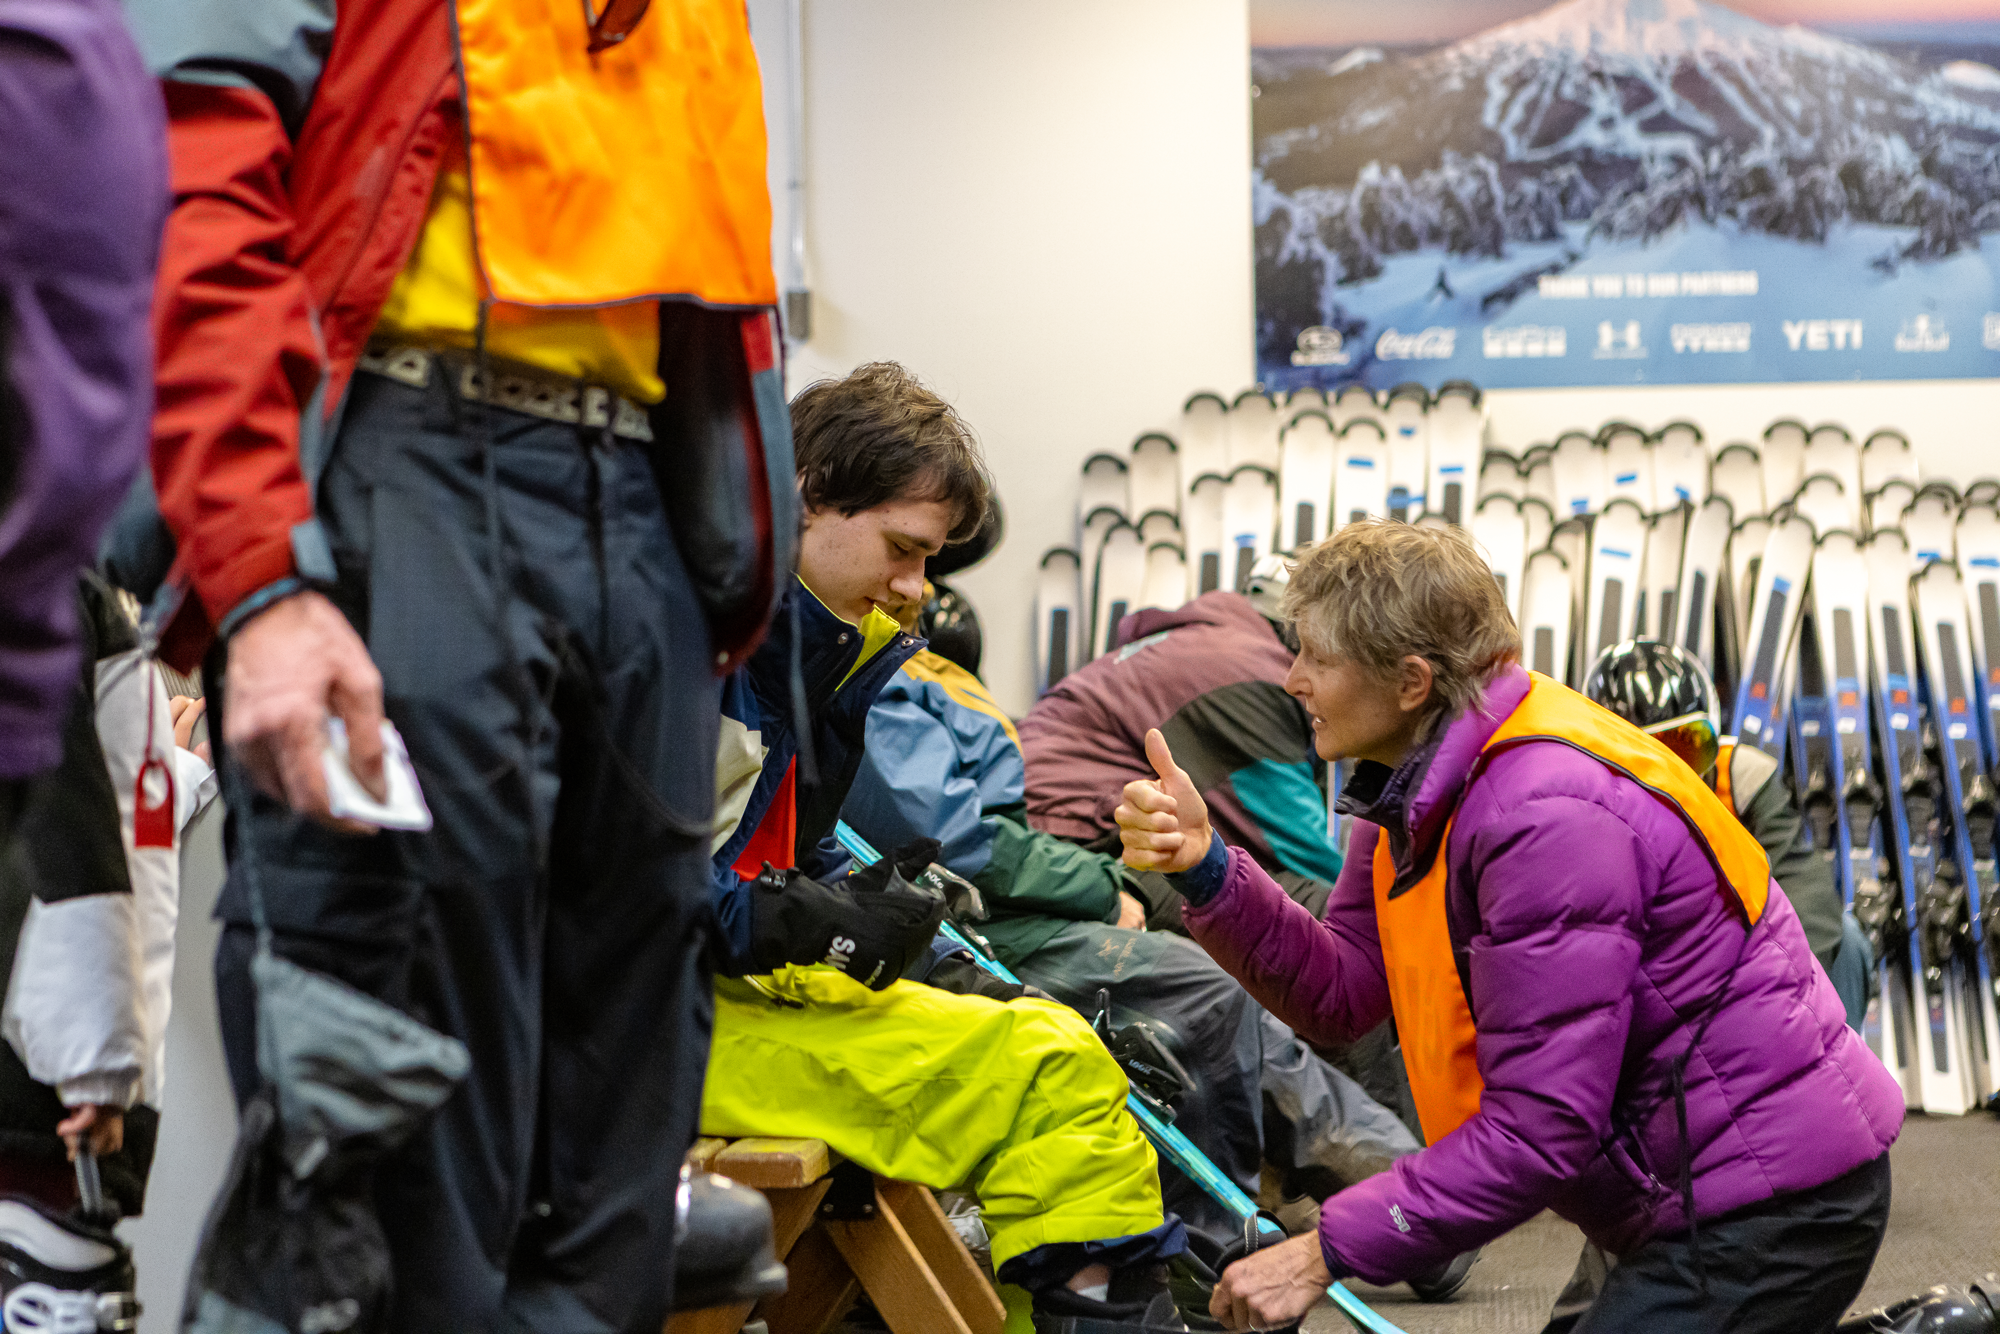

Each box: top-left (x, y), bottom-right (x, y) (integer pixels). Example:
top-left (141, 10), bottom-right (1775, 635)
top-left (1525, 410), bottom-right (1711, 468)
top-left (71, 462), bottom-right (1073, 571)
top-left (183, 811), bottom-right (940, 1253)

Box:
top-left (1481, 674), bottom-right (1768, 924)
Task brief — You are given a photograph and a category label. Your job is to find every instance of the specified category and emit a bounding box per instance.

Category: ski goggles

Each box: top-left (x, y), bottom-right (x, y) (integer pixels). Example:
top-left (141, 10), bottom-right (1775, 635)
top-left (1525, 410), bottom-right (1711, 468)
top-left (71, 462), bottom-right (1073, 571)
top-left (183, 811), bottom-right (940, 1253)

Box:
top-left (1643, 712), bottom-right (1720, 780)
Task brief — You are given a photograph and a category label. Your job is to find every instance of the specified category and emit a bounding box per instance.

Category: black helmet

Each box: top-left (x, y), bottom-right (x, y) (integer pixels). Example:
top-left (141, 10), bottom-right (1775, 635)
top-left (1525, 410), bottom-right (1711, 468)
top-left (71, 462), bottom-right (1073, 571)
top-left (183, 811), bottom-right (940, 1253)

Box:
top-left (1584, 639), bottom-right (1721, 778)
top-left (918, 581), bottom-right (983, 676)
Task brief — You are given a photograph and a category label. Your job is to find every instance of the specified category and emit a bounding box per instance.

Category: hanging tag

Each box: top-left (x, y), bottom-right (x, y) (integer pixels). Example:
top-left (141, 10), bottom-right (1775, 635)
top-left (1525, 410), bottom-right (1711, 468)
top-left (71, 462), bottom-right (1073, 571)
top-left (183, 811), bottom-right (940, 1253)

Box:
top-left (134, 755), bottom-right (175, 849)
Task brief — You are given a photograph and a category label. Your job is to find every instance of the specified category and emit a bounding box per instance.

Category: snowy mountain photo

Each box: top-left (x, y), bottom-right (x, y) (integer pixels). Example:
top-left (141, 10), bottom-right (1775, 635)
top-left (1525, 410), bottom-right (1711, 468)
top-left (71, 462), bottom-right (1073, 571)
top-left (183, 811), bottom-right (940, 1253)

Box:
top-left (1252, 0), bottom-right (2000, 389)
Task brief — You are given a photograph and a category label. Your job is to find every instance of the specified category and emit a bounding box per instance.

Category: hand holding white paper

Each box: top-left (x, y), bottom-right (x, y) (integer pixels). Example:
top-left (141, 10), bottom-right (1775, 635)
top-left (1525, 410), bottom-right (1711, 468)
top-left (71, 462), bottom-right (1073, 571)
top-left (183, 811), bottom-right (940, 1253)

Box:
top-left (323, 719), bottom-right (432, 831)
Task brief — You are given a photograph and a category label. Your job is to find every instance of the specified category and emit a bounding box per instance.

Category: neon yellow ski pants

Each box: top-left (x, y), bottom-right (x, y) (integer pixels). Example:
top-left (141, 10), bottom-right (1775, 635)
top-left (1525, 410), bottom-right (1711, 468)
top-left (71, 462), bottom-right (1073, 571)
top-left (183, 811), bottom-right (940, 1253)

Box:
top-left (701, 969), bottom-right (1164, 1275)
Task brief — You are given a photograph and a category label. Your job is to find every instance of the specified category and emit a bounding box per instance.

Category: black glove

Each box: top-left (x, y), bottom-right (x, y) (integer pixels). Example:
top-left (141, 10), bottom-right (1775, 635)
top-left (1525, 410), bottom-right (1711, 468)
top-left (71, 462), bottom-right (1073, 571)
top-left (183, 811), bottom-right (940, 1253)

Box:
top-left (922, 954), bottom-right (1056, 1004)
top-left (747, 850), bottom-right (946, 990)
top-left (846, 839), bottom-right (940, 894)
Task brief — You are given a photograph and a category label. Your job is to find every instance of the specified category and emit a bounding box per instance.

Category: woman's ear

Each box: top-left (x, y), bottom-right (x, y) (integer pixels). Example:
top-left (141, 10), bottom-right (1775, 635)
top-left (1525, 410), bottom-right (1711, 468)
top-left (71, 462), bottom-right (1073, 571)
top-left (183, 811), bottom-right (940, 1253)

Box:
top-left (1397, 655), bottom-right (1435, 715)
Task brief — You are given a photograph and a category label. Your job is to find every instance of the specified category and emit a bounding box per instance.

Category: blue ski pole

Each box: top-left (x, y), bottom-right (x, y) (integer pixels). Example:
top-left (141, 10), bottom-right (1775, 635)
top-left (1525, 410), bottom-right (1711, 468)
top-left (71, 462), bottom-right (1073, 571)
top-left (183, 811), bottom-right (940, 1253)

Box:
top-left (833, 821), bottom-right (1405, 1334)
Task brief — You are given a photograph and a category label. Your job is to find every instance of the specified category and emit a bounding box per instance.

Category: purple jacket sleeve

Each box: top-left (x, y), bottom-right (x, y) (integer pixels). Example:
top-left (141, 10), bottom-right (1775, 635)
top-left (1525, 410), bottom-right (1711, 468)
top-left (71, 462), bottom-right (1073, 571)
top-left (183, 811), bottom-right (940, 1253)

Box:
top-left (1181, 824), bottom-right (1390, 1048)
top-left (0, 0), bottom-right (165, 779)
top-left (1313, 792), bottom-right (1649, 1285)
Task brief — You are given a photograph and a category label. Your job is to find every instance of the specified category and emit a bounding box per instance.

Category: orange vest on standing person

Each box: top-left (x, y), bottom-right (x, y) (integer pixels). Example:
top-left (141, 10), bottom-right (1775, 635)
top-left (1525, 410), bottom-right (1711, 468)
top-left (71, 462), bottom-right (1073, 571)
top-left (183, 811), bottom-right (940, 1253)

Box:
top-left (1370, 674), bottom-right (1772, 1146)
top-left (455, 0), bottom-right (776, 311)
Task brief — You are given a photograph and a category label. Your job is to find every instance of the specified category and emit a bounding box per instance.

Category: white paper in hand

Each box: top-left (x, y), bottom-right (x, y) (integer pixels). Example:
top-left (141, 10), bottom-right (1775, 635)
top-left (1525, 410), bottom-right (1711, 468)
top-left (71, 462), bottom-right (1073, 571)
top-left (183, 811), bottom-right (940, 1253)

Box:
top-left (323, 719), bottom-right (432, 831)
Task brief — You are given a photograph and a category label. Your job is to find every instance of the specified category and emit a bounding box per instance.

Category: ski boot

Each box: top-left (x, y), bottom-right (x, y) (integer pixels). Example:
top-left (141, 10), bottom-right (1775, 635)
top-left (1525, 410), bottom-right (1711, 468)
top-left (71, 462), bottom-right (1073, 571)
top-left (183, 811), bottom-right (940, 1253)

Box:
top-left (0, 1197), bottom-right (138, 1334)
top-left (1836, 1273), bottom-right (2000, 1332)
top-left (667, 1166), bottom-right (788, 1313)
top-left (1032, 1264), bottom-right (1189, 1333)
top-left (1159, 1226), bottom-right (1300, 1334)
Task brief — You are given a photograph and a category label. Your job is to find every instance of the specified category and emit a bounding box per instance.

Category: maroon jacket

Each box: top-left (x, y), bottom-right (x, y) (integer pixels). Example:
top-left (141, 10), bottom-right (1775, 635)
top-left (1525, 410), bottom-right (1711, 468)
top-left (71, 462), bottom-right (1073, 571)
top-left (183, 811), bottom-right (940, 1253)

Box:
top-left (1184, 664), bottom-right (1904, 1284)
top-left (1018, 592), bottom-right (1344, 894)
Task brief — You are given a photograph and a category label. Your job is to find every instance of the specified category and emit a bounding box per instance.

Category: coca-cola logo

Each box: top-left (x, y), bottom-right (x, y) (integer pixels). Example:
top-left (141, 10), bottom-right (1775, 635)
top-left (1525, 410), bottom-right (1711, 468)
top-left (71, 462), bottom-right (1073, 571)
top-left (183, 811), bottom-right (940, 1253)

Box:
top-left (1374, 326), bottom-right (1456, 360)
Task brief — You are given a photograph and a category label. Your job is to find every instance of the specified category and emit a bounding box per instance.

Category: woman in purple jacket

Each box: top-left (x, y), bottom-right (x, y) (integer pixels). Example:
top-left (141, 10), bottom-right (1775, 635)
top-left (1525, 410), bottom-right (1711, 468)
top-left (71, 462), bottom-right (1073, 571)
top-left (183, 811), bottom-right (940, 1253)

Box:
top-left (1116, 520), bottom-right (1904, 1334)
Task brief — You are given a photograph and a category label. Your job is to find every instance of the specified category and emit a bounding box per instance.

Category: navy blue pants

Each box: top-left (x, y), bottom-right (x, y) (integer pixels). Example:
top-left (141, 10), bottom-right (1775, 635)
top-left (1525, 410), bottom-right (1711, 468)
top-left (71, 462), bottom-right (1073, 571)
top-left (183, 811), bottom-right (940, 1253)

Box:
top-left (214, 368), bottom-right (720, 1333)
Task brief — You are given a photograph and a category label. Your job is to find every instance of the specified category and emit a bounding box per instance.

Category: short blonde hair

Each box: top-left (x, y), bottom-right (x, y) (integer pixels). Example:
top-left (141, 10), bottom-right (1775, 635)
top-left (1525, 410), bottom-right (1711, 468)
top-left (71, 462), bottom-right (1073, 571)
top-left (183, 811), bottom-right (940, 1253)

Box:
top-left (1280, 519), bottom-right (1521, 719)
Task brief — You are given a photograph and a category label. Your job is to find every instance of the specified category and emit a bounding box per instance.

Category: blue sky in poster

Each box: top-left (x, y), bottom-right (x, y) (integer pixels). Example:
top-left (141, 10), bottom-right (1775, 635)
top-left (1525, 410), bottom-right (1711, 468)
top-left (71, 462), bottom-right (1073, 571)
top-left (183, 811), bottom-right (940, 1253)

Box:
top-left (1250, 0), bottom-right (2000, 390)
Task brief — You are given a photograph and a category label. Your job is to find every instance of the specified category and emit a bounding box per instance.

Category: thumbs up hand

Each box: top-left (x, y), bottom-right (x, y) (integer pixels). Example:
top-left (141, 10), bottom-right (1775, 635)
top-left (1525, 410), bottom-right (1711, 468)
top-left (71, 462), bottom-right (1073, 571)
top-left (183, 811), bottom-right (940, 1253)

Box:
top-left (1117, 729), bottom-right (1215, 875)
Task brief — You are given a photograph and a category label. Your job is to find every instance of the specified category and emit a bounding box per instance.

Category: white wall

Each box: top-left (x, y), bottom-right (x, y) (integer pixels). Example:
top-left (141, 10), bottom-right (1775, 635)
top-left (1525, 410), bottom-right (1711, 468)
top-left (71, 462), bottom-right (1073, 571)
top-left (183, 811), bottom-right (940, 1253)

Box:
top-left (751, 0), bottom-right (1257, 715)
top-left (751, 0), bottom-right (2000, 716)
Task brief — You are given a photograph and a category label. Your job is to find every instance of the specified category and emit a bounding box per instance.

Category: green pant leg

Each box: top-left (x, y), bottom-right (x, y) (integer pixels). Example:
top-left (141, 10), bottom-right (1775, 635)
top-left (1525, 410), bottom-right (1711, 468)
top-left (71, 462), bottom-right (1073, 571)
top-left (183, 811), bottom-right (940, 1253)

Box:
top-left (702, 971), bottom-right (1163, 1271)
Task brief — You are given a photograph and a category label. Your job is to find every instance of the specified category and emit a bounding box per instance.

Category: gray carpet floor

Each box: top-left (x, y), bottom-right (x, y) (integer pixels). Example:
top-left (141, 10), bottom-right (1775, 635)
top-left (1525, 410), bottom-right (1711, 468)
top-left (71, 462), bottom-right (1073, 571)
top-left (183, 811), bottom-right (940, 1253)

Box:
top-left (1305, 1112), bottom-right (2000, 1333)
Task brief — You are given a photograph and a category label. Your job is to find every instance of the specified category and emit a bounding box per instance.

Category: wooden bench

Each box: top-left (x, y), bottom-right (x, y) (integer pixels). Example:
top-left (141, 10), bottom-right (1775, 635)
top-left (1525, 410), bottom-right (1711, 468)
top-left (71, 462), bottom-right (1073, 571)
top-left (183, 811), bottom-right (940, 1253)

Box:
top-left (666, 1137), bottom-right (1006, 1334)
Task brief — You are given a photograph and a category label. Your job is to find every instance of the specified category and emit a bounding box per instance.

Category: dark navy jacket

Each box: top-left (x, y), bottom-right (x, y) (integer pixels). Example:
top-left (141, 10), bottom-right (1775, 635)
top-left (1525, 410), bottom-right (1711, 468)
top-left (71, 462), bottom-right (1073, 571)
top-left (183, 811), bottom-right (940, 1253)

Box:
top-left (709, 578), bottom-right (922, 972)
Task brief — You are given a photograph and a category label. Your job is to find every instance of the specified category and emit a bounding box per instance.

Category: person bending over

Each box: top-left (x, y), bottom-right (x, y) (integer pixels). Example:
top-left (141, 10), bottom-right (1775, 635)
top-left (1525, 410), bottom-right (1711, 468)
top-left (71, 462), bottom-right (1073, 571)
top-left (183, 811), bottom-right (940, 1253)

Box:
top-left (703, 363), bottom-right (1186, 1334)
top-left (839, 619), bottom-right (1475, 1298)
top-left (1020, 565), bottom-right (1342, 927)
top-left (1019, 561), bottom-right (1422, 1140)
top-left (1116, 520), bottom-right (1903, 1334)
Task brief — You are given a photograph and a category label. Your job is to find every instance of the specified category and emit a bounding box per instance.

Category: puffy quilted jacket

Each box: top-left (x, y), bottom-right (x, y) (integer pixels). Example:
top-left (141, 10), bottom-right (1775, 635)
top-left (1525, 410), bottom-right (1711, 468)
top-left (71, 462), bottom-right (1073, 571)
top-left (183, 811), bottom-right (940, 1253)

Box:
top-left (1183, 663), bottom-right (1904, 1284)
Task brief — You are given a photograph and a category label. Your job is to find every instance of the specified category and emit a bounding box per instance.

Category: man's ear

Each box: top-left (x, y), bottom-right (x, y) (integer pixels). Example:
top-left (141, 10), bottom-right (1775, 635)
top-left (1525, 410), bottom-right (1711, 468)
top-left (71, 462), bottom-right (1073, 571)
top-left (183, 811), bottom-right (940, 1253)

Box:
top-left (1397, 655), bottom-right (1435, 715)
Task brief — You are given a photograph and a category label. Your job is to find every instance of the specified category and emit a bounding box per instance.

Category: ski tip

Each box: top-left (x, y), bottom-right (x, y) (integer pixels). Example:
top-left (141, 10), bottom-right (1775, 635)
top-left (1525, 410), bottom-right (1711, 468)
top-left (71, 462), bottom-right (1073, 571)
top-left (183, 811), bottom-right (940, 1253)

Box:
top-left (1131, 431), bottom-right (1178, 453)
top-left (1386, 382), bottom-right (1431, 407)
top-left (1435, 379), bottom-right (1483, 407)
top-left (1182, 390), bottom-right (1229, 414)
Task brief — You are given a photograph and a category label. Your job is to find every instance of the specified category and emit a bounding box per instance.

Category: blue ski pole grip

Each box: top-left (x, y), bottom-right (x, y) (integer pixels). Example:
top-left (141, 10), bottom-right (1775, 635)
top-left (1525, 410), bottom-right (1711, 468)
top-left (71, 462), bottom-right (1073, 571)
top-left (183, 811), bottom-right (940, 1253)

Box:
top-left (833, 827), bottom-right (1408, 1334)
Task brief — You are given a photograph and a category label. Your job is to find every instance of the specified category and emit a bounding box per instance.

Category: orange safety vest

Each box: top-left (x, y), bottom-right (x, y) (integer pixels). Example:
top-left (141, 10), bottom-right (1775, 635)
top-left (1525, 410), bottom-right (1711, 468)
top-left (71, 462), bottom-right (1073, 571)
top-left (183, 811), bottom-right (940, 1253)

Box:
top-left (1371, 673), bottom-right (1771, 1146)
top-left (455, 0), bottom-right (777, 310)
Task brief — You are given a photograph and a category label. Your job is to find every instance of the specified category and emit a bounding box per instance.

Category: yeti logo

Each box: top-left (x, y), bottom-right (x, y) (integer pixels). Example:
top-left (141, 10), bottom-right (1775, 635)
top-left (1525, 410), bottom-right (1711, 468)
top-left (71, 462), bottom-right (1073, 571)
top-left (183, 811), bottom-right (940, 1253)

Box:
top-left (1782, 319), bottom-right (1862, 351)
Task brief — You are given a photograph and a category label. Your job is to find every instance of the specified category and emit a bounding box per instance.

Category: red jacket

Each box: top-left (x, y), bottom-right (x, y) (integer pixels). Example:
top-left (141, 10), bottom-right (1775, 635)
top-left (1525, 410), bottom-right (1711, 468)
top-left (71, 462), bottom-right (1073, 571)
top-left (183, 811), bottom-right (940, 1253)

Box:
top-left (145, 0), bottom-right (791, 669)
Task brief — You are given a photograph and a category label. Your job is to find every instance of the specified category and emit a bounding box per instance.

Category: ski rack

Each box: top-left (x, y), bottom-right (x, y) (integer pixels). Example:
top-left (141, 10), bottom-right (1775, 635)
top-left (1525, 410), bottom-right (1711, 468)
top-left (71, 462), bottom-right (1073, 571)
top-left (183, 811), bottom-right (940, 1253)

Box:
top-left (1729, 516), bottom-right (1815, 759)
top-left (1865, 531), bottom-right (1964, 1112)
top-left (1803, 532), bottom-right (1915, 1101)
top-left (1911, 562), bottom-right (2000, 1104)
top-left (1960, 508), bottom-right (2000, 1042)
top-left (830, 821), bottom-right (1409, 1334)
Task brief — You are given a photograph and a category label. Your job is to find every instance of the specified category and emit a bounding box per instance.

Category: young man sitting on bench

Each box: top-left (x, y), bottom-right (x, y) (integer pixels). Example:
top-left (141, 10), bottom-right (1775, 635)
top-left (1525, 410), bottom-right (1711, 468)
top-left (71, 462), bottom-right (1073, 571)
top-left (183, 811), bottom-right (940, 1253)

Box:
top-left (701, 363), bottom-right (1187, 1334)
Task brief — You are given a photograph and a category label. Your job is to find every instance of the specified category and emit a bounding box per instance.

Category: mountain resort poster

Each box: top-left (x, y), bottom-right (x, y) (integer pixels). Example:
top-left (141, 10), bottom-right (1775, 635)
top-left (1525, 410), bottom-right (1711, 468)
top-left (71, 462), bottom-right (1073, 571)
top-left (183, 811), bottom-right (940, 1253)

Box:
top-left (1252, 0), bottom-right (2000, 390)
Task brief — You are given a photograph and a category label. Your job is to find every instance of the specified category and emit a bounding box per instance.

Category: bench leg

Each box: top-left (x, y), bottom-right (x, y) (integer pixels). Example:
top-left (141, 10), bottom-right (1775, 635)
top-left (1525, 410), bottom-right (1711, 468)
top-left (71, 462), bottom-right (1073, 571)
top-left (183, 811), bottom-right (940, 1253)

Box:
top-left (759, 1227), bottom-right (859, 1334)
top-left (872, 1181), bottom-right (1004, 1334)
top-left (824, 1184), bottom-right (978, 1334)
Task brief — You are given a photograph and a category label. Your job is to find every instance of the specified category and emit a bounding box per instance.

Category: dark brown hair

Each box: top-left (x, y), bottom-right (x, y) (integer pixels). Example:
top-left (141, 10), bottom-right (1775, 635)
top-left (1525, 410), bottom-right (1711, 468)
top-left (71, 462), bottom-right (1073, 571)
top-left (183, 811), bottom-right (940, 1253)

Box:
top-left (789, 362), bottom-right (992, 542)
